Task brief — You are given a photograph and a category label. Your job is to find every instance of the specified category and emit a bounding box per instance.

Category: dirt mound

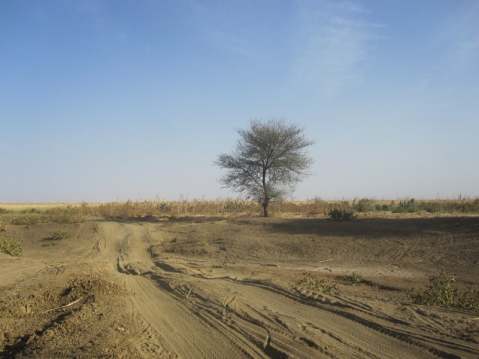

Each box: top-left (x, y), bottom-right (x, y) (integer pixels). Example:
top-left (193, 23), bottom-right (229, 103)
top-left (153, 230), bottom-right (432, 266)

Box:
top-left (0, 275), bottom-right (137, 358)
top-left (64, 276), bottom-right (126, 299)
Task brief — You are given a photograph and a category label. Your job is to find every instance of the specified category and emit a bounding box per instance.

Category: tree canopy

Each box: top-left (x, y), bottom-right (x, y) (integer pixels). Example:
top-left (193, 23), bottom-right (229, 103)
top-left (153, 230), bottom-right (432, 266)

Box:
top-left (217, 120), bottom-right (313, 217)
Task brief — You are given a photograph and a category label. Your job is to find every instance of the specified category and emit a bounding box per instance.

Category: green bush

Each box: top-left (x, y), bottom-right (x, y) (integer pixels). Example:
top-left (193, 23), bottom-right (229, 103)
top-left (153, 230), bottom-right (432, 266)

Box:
top-left (393, 198), bottom-right (418, 213)
top-left (412, 273), bottom-right (479, 312)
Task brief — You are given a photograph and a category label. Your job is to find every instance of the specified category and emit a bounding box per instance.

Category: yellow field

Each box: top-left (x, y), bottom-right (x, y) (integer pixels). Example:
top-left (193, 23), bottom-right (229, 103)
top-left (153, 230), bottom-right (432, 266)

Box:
top-left (0, 203), bottom-right (78, 211)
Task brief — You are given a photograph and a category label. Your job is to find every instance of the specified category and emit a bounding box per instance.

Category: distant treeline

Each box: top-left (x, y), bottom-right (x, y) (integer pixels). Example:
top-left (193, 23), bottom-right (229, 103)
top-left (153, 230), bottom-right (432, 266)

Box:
top-left (1, 198), bottom-right (479, 224)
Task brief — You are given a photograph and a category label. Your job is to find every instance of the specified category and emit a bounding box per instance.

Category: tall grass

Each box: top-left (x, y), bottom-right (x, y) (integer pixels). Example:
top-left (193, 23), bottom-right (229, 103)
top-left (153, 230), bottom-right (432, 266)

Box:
top-left (1, 197), bottom-right (478, 222)
top-left (74, 197), bottom-right (479, 218)
top-left (0, 205), bottom-right (83, 225)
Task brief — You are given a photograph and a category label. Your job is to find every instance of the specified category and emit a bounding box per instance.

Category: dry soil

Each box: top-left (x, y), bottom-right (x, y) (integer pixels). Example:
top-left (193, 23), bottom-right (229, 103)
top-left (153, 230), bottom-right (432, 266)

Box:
top-left (1, 216), bottom-right (479, 358)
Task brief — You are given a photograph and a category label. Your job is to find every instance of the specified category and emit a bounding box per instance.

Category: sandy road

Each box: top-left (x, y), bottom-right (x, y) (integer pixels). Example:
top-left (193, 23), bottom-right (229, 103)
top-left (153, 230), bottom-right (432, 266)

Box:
top-left (91, 222), bottom-right (479, 359)
top-left (98, 223), bottom-right (256, 358)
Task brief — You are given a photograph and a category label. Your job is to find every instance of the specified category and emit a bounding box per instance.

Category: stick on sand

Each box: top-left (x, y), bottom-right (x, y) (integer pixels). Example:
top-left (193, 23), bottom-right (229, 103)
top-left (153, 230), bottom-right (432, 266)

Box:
top-left (43, 297), bottom-right (83, 314)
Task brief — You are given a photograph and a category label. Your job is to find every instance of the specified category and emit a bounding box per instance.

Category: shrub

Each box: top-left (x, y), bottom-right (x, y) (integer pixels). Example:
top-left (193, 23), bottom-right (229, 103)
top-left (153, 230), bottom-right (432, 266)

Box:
top-left (412, 273), bottom-right (479, 312)
top-left (378, 204), bottom-right (392, 211)
top-left (295, 273), bottom-right (337, 295)
top-left (158, 201), bottom-right (171, 213)
top-left (10, 214), bottom-right (43, 225)
top-left (44, 231), bottom-right (70, 241)
top-left (392, 198), bottom-right (418, 213)
top-left (328, 208), bottom-right (355, 221)
top-left (342, 272), bottom-right (364, 285)
top-left (353, 198), bottom-right (375, 212)
top-left (20, 208), bottom-right (40, 214)
top-left (0, 236), bottom-right (23, 256)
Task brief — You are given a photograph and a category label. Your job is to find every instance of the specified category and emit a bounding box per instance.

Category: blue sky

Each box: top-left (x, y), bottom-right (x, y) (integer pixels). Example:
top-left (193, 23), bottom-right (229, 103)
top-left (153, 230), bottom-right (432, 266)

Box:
top-left (1, 0), bottom-right (478, 202)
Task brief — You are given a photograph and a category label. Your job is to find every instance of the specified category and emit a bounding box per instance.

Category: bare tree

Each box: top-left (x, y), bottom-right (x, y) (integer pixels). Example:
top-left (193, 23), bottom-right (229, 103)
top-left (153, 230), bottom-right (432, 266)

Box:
top-left (216, 120), bottom-right (313, 217)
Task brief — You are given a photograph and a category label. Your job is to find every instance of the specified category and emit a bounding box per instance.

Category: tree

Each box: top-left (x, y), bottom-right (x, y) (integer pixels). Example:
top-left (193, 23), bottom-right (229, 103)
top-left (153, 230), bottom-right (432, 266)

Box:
top-left (216, 120), bottom-right (313, 217)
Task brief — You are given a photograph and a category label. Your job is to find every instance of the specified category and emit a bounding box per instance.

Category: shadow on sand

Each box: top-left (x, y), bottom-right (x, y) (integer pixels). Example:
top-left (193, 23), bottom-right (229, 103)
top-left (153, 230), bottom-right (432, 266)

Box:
top-left (242, 216), bottom-right (479, 239)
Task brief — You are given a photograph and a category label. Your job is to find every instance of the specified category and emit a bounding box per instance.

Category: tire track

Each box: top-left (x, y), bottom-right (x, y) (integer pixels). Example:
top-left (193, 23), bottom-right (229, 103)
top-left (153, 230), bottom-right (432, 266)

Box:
top-left (95, 222), bottom-right (479, 358)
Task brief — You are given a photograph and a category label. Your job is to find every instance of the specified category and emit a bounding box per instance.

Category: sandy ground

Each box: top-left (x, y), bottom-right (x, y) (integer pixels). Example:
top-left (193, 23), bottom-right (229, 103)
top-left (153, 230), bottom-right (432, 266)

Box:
top-left (1, 217), bottom-right (479, 358)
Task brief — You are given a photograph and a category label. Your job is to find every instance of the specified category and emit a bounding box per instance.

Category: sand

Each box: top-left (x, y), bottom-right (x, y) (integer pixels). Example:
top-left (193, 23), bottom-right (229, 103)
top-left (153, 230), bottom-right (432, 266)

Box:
top-left (1, 217), bottom-right (478, 358)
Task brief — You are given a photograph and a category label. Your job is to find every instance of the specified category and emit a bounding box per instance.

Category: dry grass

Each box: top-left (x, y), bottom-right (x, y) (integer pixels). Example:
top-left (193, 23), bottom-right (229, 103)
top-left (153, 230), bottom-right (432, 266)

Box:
top-left (1, 198), bottom-right (479, 223)
top-left (295, 273), bottom-right (337, 295)
top-left (0, 205), bottom-right (83, 225)
top-left (78, 198), bottom-right (479, 218)
top-left (0, 203), bottom-right (76, 212)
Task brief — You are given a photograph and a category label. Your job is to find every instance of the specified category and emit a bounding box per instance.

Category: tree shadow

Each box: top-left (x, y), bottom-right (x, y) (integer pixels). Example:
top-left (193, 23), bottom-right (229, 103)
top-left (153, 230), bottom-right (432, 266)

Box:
top-left (165, 216), bottom-right (225, 223)
top-left (99, 215), bottom-right (224, 224)
top-left (264, 216), bottom-right (479, 239)
top-left (99, 215), bottom-right (162, 223)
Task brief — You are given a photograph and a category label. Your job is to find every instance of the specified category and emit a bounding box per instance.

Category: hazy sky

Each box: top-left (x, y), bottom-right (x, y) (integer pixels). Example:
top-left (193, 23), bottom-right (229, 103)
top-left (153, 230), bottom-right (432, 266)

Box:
top-left (1, 0), bottom-right (478, 202)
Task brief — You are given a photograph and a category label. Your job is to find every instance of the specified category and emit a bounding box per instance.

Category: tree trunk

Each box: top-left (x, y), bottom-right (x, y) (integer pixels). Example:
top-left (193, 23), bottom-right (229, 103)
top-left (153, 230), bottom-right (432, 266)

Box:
top-left (262, 198), bottom-right (269, 217)
top-left (261, 167), bottom-right (269, 217)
